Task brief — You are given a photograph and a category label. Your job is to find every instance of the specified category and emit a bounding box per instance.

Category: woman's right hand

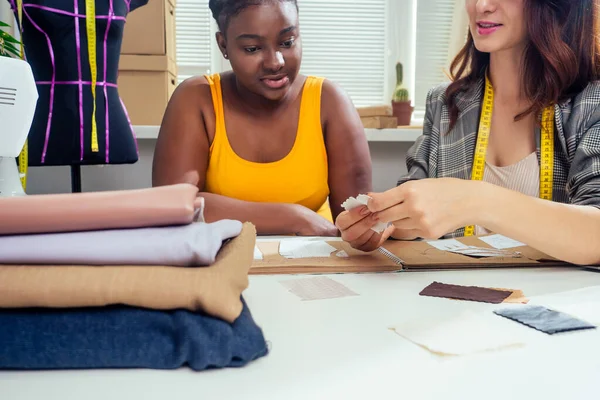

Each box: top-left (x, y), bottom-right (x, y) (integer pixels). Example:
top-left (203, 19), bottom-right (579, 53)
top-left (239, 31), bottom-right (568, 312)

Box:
top-left (335, 206), bottom-right (395, 252)
top-left (292, 205), bottom-right (339, 237)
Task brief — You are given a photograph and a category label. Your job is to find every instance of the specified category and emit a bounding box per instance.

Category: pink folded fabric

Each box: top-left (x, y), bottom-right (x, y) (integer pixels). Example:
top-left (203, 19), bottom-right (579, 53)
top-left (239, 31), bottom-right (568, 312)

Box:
top-left (0, 184), bottom-right (201, 235)
top-left (0, 220), bottom-right (242, 266)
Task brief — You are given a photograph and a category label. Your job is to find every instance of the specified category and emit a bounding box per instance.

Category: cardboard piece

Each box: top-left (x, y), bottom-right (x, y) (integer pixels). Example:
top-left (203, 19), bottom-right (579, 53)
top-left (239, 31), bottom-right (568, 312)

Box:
top-left (118, 55), bottom-right (177, 126)
top-left (356, 105), bottom-right (392, 117)
top-left (121, 0), bottom-right (176, 61)
top-left (250, 235), bottom-right (570, 275)
top-left (250, 241), bottom-right (402, 275)
top-left (360, 116), bottom-right (398, 129)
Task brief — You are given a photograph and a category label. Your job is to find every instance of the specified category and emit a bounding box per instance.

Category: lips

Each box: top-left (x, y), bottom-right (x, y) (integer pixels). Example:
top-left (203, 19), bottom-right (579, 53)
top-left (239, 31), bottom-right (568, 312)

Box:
top-left (261, 75), bottom-right (290, 90)
top-left (476, 21), bottom-right (502, 35)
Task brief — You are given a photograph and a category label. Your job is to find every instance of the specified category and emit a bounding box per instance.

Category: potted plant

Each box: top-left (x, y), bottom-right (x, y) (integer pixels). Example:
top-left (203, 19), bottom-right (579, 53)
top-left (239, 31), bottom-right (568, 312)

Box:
top-left (391, 61), bottom-right (414, 126)
top-left (0, 20), bottom-right (20, 58)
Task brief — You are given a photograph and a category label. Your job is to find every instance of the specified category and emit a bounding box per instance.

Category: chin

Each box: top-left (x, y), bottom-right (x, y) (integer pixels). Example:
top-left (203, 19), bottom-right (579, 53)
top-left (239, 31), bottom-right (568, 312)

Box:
top-left (473, 39), bottom-right (505, 54)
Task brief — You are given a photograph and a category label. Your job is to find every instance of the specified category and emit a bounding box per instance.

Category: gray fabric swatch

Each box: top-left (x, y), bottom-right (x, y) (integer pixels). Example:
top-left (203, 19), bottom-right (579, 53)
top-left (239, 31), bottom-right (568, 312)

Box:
top-left (494, 305), bottom-right (596, 335)
top-left (0, 220), bottom-right (242, 267)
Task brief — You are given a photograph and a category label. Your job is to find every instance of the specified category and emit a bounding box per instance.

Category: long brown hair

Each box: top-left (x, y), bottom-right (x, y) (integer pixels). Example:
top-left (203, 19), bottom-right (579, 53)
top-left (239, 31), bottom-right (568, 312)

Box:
top-left (446, 0), bottom-right (600, 130)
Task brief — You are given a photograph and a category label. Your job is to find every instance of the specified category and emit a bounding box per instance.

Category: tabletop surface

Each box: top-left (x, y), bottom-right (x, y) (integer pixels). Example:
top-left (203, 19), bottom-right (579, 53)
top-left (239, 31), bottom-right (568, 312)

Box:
top-left (2, 265), bottom-right (600, 399)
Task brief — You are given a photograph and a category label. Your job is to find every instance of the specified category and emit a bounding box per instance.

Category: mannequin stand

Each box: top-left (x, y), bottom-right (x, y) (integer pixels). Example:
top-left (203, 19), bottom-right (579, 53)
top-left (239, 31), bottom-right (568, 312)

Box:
top-left (70, 165), bottom-right (81, 193)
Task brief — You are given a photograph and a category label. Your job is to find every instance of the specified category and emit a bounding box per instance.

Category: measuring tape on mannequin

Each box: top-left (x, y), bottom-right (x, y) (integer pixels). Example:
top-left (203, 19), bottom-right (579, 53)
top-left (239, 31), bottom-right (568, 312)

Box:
top-left (463, 76), bottom-right (555, 236)
top-left (16, 0), bottom-right (27, 190)
top-left (85, 0), bottom-right (99, 153)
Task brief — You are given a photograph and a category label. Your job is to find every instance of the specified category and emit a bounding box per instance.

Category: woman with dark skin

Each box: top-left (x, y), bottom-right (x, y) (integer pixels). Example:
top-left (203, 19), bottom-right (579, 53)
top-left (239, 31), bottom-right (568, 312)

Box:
top-left (152, 0), bottom-right (372, 236)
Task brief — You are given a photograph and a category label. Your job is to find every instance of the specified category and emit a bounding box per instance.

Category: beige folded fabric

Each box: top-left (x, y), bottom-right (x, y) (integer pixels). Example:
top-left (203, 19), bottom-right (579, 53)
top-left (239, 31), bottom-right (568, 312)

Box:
top-left (0, 183), bottom-right (201, 235)
top-left (0, 223), bottom-right (256, 323)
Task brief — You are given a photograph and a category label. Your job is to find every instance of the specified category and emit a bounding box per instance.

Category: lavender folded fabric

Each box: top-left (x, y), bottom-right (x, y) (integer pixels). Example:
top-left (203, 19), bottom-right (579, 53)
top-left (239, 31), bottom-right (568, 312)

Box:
top-left (0, 220), bottom-right (243, 266)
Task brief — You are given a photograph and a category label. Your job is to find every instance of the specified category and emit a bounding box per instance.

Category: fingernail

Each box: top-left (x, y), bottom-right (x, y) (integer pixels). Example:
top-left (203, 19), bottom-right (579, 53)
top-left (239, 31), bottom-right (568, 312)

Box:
top-left (359, 206), bottom-right (370, 216)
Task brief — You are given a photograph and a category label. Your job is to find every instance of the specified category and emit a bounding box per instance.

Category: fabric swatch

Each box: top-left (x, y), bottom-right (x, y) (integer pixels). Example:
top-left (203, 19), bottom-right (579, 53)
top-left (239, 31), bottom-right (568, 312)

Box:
top-left (0, 298), bottom-right (268, 371)
top-left (392, 310), bottom-right (526, 356)
top-left (494, 305), bottom-right (596, 335)
top-left (279, 240), bottom-right (337, 259)
top-left (280, 276), bottom-right (358, 301)
top-left (420, 282), bottom-right (513, 304)
top-left (0, 220), bottom-right (242, 267)
top-left (341, 194), bottom-right (388, 233)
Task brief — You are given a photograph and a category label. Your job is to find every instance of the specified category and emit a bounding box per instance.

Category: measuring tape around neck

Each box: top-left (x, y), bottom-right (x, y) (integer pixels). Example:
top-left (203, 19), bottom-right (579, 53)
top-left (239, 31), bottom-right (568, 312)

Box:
top-left (16, 0), bottom-right (27, 191)
top-left (463, 76), bottom-right (555, 237)
top-left (85, 0), bottom-right (99, 153)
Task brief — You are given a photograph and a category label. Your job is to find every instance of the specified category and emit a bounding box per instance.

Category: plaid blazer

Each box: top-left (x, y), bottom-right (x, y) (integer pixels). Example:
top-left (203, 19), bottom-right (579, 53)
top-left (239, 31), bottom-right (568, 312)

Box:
top-left (398, 78), bottom-right (600, 238)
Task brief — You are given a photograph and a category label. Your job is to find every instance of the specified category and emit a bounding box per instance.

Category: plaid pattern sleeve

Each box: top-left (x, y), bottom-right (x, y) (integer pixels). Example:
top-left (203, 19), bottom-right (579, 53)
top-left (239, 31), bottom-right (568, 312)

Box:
top-left (395, 79), bottom-right (600, 237)
top-left (562, 83), bottom-right (600, 208)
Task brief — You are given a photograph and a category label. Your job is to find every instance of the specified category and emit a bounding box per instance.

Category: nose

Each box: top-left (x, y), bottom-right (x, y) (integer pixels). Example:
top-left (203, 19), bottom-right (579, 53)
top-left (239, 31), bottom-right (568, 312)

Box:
top-left (263, 50), bottom-right (284, 72)
top-left (476, 0), bottom-right (496, 14)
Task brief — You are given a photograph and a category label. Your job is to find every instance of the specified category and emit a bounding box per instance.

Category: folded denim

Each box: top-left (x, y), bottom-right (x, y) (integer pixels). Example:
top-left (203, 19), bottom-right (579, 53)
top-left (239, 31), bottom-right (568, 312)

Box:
top-left (0, 297), bottom-right (268, 371)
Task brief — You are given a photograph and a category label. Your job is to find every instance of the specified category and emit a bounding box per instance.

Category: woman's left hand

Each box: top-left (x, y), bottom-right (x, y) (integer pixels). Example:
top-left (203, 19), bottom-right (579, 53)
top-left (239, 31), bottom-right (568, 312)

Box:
top-left (367, 178), bottom-right (479, 240)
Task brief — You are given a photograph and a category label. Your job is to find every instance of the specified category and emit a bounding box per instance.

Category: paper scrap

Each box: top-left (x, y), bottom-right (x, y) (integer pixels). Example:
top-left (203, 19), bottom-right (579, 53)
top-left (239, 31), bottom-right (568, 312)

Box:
top-left (279, 240), bottom-right (337, 259)
top-left (280, 276), bottom-right (359, 301)
top-left (479, 234), bottom-right (526, 249)
top-left (426, 239), bottom-right (469, 251)
top-left (419, 281), bottom-right (513, 304)
top-left (253, 246), bottom-right (263, 260)
top-left (392, 311), bottom-right (526, 356)
top-left (335, 250), bottom-right (349, 258)
top-left (341, 194), bottom-right (388, 233)
top-left (447, 246), bottom-right (522, 258)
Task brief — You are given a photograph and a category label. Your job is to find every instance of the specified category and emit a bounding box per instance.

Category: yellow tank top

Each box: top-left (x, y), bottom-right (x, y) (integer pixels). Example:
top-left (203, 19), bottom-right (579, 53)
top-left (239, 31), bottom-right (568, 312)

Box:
top-left (204, 73), bottom-right (332, 222)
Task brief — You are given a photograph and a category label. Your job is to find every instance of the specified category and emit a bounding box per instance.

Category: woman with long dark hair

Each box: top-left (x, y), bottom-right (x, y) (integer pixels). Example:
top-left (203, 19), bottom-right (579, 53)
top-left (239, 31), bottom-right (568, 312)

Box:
top-left (337, 0), bottom-right (600, 265)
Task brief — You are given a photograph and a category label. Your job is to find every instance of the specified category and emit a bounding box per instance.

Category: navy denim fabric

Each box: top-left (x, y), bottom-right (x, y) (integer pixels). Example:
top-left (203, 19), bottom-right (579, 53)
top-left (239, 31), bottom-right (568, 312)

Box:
top-left (0, 298), bottom-right (268, 371)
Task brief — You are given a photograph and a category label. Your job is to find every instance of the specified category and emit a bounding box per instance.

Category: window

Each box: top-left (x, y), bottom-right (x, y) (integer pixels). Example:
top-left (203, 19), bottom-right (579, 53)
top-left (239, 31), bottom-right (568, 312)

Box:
top-left (174, 0), bottom-right (467, 120)
top-left (175, 0), bottom-right (212, 82)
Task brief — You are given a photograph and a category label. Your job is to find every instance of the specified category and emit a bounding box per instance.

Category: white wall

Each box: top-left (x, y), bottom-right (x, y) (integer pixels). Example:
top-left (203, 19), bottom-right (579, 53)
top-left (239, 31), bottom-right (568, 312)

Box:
top-left (25, 140), bottom-right (411, 195)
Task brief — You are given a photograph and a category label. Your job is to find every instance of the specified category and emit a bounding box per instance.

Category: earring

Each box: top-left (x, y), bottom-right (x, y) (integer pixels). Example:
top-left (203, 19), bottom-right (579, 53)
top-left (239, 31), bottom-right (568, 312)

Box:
top-left (224, 53), bottom-right (228, 59)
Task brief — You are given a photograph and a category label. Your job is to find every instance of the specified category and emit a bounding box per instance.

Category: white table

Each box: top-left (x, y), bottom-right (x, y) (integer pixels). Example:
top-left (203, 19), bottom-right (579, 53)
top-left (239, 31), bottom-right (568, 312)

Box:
top-left (2, 267), bottom-right (600, 399)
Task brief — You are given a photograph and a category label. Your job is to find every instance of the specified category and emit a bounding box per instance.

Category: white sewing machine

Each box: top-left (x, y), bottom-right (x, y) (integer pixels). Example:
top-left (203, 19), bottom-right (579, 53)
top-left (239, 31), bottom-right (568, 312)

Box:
top-left (0, 56), bottom-right (38, 196)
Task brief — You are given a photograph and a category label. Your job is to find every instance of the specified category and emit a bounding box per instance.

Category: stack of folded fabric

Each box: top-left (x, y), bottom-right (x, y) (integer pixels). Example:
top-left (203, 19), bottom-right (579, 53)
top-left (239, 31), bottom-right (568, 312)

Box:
top-left (0, 183), bottom-right (268, 371)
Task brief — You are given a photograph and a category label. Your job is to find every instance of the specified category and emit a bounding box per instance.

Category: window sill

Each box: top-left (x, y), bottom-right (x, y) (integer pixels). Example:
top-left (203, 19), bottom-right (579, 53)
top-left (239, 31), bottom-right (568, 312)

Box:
top-left (133, 125), bottom-right (422, 143)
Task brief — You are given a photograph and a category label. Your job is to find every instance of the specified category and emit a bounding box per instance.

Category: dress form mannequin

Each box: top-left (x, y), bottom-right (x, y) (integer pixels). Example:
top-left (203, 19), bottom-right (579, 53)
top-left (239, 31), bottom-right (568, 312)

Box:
top-left (8, 0), bottom-right (148, 191)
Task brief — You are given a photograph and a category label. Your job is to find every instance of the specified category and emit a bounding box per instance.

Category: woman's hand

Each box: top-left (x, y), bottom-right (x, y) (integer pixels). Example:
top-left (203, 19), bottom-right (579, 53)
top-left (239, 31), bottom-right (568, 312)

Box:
top-left (335, 206), bottom-right (395, 252)
top-left (368, 178), bottom-right (478, 239)
top-left (292, 205), bottom-right (339, 237)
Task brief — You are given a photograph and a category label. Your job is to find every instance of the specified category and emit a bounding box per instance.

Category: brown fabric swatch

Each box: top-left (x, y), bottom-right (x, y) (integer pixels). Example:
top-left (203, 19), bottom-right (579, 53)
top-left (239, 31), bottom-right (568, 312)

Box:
top-left (0, 223), bottom-right (256, 324)
top-left (419, 282), bottom-right (513, 304)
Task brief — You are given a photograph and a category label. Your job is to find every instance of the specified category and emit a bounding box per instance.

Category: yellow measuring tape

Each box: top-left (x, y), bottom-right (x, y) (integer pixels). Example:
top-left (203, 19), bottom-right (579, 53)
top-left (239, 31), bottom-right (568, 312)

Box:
top-left (85, 0), bottom-right (99, 152)
top-left (16, 0), bottom-right (27, 191)
top-left (464, 76), bottom-right (554, 236)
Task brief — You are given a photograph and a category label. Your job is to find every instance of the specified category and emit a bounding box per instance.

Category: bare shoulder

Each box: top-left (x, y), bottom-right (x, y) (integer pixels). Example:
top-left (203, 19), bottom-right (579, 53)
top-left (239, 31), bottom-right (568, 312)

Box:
top-left (319, 78), bottom-right (357, 125)
top-left (170, 75), bottom-right (213, 107)
top-left (320, 78), bottom-right (353, 107)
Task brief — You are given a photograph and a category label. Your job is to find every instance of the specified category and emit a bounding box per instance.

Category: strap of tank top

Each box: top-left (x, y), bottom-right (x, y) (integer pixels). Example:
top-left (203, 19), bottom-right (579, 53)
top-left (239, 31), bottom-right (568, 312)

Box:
top-left (204, 73), bottom-right (226, 150)
top-left (299, 76), bottom-right (325, 131)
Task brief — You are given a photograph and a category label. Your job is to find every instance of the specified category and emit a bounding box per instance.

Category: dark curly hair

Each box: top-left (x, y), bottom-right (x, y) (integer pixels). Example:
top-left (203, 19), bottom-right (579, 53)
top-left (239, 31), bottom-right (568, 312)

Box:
top-left (446, 0), bottom-right (600, 130)
top-left (209, 0), bottom-right (298, 33)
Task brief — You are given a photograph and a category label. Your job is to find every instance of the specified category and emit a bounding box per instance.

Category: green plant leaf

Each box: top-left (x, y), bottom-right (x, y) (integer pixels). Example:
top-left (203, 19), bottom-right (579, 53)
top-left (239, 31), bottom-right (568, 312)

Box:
top-left (1, 41), bottom-right (20, 57)
top-left (0, 21), bottom-right (11, 28)
top-left (0, 31), bottom-right (20, 44)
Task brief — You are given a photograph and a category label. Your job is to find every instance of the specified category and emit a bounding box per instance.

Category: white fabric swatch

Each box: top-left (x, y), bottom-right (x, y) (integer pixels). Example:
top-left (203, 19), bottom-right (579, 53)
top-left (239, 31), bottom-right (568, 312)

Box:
top-left (341, 194), bottom-right (388, 233)
top-left (279, 240), bottom-right (337, 259)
